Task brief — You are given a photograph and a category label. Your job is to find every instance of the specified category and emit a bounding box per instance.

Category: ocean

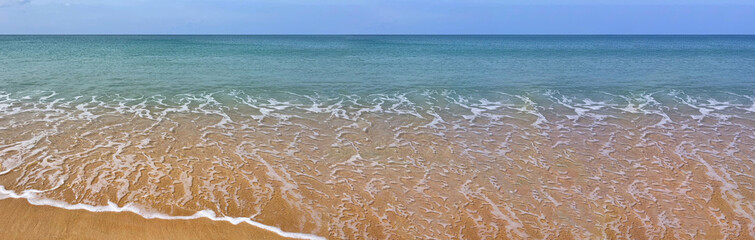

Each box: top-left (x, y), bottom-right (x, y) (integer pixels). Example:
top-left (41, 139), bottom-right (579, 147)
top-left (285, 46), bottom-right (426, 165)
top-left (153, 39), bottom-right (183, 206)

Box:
top-left (1, 35), bottom-right (754, 239)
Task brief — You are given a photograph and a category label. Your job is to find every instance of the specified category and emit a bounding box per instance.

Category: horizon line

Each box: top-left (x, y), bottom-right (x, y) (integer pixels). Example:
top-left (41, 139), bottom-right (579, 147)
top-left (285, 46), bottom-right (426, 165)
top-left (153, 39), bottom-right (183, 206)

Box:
top-left (2, 33), bottom-right (755, 36)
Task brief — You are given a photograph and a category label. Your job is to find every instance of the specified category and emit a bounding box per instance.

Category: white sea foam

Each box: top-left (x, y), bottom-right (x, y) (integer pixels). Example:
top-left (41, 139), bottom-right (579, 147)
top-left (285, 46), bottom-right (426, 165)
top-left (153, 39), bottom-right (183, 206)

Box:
top-left (1, 89), bottom-right (754, 238)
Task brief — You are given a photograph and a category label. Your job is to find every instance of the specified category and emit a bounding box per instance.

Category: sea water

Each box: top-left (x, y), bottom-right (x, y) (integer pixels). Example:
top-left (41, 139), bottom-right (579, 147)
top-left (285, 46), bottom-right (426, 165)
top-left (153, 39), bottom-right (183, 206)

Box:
top-left (0, 35), bottom-right (754, 239)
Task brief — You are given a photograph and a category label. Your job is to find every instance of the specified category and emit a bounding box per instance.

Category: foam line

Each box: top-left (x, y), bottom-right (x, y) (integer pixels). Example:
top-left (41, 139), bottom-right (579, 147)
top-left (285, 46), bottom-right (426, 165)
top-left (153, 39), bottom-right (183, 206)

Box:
top-left (0, 186), bottom-right (326, 240)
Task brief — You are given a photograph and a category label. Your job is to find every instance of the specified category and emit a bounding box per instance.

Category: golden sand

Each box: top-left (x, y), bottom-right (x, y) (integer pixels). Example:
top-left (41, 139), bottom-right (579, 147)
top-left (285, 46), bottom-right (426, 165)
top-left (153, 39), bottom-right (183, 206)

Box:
top-left (0, 198), bottom-right (289, 240)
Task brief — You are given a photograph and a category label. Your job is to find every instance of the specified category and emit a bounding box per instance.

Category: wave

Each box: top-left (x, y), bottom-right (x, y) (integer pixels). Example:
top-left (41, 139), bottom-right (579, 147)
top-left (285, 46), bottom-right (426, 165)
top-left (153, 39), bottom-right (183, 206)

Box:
top-left (1, 89), bottom-right (753, 125)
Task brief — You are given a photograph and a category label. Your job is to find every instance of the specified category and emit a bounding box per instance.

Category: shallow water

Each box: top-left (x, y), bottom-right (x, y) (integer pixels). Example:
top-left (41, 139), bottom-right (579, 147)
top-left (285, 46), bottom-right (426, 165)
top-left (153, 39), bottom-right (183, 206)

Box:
top-left (1, 35), bottom-right (754, 239)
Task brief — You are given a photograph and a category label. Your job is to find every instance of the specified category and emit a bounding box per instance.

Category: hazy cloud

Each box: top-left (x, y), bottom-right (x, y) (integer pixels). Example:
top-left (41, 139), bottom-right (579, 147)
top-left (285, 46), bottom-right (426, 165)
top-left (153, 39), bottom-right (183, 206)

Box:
top-left (0, 0), bottom-right (30, 7)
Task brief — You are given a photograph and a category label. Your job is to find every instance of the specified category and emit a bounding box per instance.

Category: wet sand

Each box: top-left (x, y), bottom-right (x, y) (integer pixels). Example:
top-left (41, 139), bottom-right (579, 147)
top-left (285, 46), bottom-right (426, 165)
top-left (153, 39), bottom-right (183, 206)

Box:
top-left (1, 90), bottom-right (754, 239)
top-left (0, 198), bottom-right (289, 240)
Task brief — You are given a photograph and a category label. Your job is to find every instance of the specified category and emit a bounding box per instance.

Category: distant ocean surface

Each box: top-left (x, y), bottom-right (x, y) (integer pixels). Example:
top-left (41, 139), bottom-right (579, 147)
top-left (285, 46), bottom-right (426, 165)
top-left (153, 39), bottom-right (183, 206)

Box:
top-left (1, 35), bottom-right (754, 239)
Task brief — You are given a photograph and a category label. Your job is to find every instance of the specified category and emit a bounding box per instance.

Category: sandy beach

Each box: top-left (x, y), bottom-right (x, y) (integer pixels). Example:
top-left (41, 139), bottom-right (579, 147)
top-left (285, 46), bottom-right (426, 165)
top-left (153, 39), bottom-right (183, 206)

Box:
top-left (0, 198), bottom-right (289, 240)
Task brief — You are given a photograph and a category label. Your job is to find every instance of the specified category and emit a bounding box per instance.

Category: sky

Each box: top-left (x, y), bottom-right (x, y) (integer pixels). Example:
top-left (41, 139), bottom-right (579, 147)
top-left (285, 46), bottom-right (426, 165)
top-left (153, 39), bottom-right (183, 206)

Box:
top-left (0, 0), bottom-right (754, 34)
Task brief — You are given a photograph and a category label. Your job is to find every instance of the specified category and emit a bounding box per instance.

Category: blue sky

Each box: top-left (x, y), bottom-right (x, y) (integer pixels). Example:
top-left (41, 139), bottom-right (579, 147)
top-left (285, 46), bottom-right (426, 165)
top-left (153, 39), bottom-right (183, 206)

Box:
top-left (1, 0), bottom-right (754, 34)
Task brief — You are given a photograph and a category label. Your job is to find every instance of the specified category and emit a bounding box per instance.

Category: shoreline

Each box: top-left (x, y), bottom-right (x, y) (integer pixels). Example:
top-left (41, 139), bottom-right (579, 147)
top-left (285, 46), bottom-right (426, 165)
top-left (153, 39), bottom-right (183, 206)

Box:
top-left (0, 188), bottom-right (321, 240)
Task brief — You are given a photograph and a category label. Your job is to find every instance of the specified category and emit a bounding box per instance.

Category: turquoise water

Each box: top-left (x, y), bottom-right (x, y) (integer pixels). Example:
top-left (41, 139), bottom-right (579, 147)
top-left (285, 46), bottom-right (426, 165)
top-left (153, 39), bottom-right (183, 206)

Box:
top-left (1, 35), bottom-right (753, 97)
